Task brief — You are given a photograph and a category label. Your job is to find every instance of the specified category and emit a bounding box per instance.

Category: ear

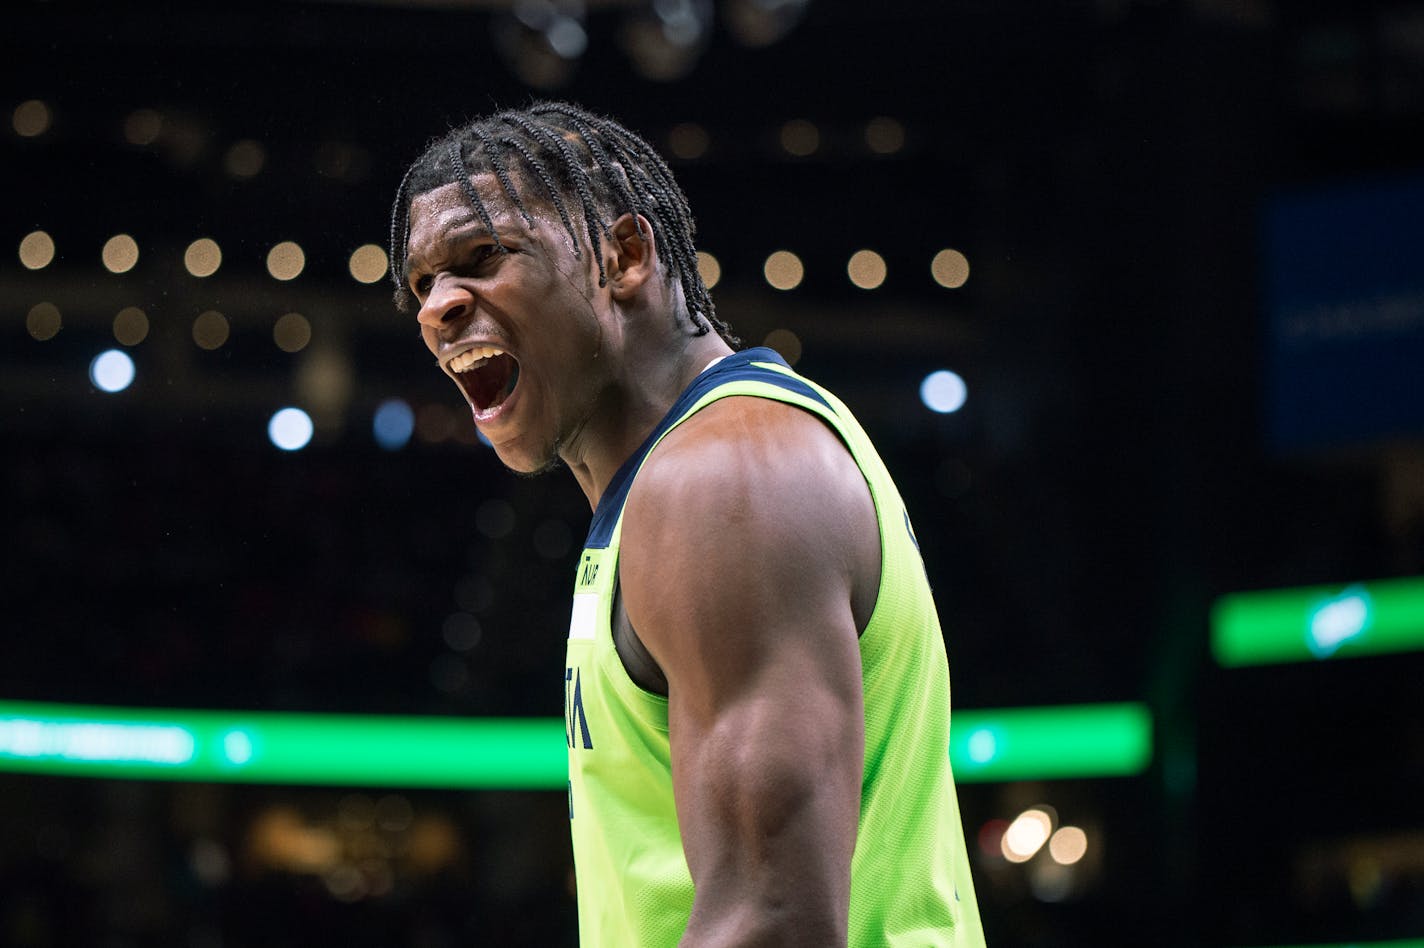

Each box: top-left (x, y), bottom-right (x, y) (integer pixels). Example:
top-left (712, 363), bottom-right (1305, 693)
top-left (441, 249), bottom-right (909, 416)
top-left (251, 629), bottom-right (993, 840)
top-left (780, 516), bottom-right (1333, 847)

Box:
top-left (605, 213), bottom-right (656, 302)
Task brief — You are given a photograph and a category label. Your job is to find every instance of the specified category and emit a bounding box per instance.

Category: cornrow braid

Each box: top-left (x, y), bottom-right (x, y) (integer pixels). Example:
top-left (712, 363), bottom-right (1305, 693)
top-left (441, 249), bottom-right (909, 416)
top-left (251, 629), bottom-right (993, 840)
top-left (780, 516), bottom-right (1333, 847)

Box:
top-left (558, 105), bottom-right (719, 336)
top-left (495, 134), bottom-right (580, 258)
top-left (542, 106), bottom-right (647, 242)
top-left (469, 125), bottom-right (532, 229)
top-left (387, 161), bottom-right (418, 306)
top-left (389, 101), bottom-right (738, 346)
top-left (500, 111), bottom-right (609, 287)
top-left (448, 139), bottom-right (506, 258)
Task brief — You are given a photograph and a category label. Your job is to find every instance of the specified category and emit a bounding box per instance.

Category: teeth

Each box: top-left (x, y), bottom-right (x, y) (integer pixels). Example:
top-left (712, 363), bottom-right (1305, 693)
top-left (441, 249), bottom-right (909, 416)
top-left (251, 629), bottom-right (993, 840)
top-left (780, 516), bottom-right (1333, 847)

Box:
top-left (449, 346), bottom-right (505, 374)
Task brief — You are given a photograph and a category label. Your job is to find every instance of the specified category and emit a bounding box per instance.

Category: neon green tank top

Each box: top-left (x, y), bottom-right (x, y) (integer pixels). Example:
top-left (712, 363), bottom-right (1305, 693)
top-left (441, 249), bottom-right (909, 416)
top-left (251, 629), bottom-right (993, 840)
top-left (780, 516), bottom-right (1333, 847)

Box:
top-left (564, 348), bottom-right (985, 947)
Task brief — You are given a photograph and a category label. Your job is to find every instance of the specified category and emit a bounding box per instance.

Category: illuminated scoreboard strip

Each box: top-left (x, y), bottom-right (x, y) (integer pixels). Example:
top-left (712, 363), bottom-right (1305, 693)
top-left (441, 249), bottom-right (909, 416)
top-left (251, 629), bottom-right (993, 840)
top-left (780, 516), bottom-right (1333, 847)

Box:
top-left (0, 699), bottom-right (1153, 787)
top-left (1212, 575), bottom-right (1424, 667)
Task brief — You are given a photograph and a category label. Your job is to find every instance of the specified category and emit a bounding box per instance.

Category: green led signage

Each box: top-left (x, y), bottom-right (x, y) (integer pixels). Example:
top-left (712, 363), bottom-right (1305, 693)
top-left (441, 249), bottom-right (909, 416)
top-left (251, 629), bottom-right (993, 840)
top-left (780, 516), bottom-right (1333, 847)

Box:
top-left (950, 702), bottom-right (1153, 782)
top-left (0, 701), bottom-right (566, 788)
top-left (0, 700), bottom-right (1153, 787)
top-left (1212, 575), bottom-right (1424, 667)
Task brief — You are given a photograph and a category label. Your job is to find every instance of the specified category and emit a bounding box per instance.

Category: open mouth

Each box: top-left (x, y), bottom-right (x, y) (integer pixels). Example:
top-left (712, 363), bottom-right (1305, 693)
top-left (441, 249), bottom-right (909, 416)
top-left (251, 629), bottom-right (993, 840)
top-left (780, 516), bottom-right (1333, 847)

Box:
top-left (449, 347), bottom-right (520, 413)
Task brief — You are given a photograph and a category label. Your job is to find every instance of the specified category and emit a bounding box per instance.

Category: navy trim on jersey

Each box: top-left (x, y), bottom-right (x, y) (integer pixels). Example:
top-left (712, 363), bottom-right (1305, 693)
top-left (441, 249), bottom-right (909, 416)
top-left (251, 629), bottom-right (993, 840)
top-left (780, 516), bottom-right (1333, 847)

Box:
top-left (583, 347), bottom-right (831, 550)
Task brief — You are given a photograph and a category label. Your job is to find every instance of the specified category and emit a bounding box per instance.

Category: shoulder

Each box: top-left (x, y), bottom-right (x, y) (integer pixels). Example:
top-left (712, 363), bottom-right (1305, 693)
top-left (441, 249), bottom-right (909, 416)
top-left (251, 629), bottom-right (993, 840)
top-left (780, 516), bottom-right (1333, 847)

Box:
top-left (626, 394), bottom-right (864, 547)
top-left (617, 394), bottom-right (880, 657)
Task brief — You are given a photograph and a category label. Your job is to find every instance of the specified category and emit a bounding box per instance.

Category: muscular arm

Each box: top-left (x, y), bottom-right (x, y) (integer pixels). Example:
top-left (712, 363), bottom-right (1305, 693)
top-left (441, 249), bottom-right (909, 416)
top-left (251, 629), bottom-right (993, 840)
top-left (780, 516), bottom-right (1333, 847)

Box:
top-left (619, 397), bottom-right (880, 947)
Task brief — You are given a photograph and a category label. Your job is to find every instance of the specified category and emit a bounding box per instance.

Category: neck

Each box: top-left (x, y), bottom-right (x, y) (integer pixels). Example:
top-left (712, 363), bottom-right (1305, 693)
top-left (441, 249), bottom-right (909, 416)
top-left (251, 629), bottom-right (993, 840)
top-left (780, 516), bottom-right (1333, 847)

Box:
top-left (563, 329), bottom-right (733, 510)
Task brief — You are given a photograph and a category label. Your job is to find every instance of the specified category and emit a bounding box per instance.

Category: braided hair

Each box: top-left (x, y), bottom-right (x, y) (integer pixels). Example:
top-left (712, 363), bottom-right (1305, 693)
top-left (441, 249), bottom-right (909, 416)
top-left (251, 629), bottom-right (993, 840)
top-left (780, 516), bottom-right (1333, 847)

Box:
top-left (389, 101), bottom-right (737, 346)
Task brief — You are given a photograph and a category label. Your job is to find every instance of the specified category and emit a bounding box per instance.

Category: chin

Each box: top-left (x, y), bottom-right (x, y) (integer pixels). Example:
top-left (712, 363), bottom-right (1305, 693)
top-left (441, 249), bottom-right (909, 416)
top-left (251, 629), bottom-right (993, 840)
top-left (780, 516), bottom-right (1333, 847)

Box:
top-left (493, 443), bottom-right (563, 478)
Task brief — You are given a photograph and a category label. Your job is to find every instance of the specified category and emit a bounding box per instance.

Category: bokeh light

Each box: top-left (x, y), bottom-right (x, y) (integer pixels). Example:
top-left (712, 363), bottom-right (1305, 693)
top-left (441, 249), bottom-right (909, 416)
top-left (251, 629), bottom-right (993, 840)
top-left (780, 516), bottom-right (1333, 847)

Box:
top-left (373, 398), bottom-right (415, 451)
top-left (977, 819), bottom-right (1011, 859)
top-left (920, 370), bottom-right (968, 414)
top-left (274, 312), bottom-right (312, 353)
top-left (475, 499), bottom-right (516, 539)
top-left (113, 307), bottom-right (150, 346)
top-left (967, 727), bottom-right (997, 763)
top-left (1049, 826), bottom-right (1088, 865)
top-left (268, 407), bottom-right (315, 451)
top-left (668, 122), bottom-right (710, 160)
top-left (90, 349), bottom-right (136, 394)
top-left (26, 302), bottom-right (62, 341)
top-left (295, 348), bottom-right (354, 416)
top-left (763, 250), bottom-right (804, 290)
top-left (348, 244), bottom-right (388, 284)
top-left (266, 241), bottom-right (305, 281)
top-left (442, 613), bottom-right (483, 652)
top-left (762, 328), bottom-right (803, 366)
top-left (931, 248), bottom-right (970, 288)
top-left (123, 108), bottom-right (163, 145)
top-left (13, 99), bottom-right (52, 137)
top-left (192, 310), bottom-right (230, 351)
top-left (779, 119), bottom-right (819, 157)
top-left (224, 139), bottom-right (266, 178)
top-left (102, 234), bottom-right (140, 274)
top-left (847, 249), bottom-right (887, 290)
top-left (19, 231), bottom-right (56, 270)
top-left (223, 730), bottom-right (254, 765)
top-left (865, 116), bottom-right (906, 155)
top-left (184, 238), bottom-right (222, 277)
top-left (696, 250), bottom-right (721, 289)
top-left (1002, 808), bottom-right (1055, 863)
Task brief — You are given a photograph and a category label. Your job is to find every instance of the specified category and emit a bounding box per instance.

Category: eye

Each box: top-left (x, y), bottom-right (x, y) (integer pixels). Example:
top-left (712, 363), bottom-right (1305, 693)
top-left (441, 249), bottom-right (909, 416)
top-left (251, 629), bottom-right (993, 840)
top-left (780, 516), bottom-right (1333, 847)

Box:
top-left (471, 243), bottom-right (502, 265)
top-left (411, 274), bottom-right (433, 297)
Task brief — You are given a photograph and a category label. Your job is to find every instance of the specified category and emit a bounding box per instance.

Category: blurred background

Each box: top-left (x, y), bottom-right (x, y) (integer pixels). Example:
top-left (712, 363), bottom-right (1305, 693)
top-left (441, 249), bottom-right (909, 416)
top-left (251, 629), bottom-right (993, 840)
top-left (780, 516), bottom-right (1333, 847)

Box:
top-left (5, 0), bottom-right (1424, 944)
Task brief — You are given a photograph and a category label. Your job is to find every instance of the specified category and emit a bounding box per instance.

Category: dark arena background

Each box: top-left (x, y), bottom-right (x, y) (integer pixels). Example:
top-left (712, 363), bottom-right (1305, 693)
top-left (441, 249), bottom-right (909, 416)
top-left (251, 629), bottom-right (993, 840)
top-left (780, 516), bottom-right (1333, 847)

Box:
top-left (5, 1), bottom-right (1424, 945)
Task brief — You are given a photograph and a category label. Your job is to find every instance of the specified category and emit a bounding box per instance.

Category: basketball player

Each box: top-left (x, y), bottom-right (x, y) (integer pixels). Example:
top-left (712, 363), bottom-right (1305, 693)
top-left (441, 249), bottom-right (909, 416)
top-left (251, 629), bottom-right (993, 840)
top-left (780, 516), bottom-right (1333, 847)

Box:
top-left (390, 102), bottom-right (985, 947)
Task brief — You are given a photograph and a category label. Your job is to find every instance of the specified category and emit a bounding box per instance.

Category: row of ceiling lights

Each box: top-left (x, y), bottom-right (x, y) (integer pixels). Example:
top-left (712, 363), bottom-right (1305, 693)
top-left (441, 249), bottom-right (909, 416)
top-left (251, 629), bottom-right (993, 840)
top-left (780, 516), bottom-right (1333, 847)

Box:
top-left (17, 230), bottom-right (970, 293)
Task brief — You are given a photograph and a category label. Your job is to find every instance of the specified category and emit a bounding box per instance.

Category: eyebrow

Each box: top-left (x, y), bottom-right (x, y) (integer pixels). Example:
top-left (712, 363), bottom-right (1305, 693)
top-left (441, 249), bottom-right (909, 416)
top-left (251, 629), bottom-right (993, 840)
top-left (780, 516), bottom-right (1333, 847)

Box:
top-left (401, 219), bottom-right (497, 283)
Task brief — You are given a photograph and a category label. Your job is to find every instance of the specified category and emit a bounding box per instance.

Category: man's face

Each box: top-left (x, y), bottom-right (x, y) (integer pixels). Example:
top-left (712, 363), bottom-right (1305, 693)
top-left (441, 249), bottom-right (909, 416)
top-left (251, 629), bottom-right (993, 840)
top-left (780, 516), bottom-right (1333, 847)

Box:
top-left (404, 175), bottom-right (614, 474)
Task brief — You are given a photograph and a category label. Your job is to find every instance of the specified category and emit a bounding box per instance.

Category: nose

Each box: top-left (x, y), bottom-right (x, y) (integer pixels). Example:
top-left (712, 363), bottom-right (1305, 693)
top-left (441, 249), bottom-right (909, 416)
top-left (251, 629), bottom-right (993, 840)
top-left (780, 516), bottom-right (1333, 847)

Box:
top-left (416, 273), bottom-right (475, 336)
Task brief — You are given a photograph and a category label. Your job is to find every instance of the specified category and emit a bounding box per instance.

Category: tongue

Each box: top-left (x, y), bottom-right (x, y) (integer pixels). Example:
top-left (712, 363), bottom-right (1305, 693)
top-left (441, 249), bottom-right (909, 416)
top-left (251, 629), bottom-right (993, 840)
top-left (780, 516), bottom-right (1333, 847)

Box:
top-left (466, 353), bottom-right (518, 411)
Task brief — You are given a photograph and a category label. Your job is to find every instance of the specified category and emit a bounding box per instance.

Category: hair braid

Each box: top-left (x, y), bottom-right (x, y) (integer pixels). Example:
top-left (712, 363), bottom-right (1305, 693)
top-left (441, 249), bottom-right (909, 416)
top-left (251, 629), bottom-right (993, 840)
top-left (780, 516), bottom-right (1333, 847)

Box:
top-left (495, 134), bottom-right (580, 259)
top-left (448, 139), bottom-right (506, 258)
top-left (535, 104), bottom-right (647, 242)
top-left (502, 112), bottom-right (610, 287)
top-left (388, 101), bottom-right (737, 345)
top-left (469, 126), bottom-right (532, 229)
top-left (388, 161), bottom-right (418, 301)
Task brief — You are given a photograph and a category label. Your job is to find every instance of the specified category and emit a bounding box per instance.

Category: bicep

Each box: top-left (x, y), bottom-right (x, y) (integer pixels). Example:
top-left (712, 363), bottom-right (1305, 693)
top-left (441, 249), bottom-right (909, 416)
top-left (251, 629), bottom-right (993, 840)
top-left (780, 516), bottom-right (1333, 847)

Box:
top-left (619, 402), bottom-right (872, 940)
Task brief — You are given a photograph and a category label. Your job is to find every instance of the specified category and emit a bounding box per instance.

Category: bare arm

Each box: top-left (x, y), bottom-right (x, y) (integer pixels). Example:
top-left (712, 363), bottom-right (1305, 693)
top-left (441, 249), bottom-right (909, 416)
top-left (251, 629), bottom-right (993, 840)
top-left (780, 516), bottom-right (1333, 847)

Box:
top-left (619, 397), bottom-right (879, 947)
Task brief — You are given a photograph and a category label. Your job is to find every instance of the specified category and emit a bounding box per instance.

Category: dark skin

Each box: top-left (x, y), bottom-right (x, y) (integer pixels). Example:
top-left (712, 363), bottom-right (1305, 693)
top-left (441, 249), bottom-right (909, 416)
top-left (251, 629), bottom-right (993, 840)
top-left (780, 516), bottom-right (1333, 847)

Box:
top-left (406, 176), bottom-right (881, 947)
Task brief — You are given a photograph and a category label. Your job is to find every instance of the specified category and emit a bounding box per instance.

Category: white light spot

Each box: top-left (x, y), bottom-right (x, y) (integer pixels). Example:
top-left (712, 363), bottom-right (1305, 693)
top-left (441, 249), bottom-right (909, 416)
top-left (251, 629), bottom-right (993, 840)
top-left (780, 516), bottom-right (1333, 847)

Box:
top-left (222, 730), bottom-right (253, 765)
top-left (967, 727), bottom-right (997, 764)
top-left (268, 407), bottom-right (314, 451)
top-left (920, 370), bottom-right (967, 414)
top-left (1308, 586), bottom-right (1371, 657)
top-left (1002, 808), bottom-right (1054, 863)
top-left (90, 349), bottom-right (136, 393)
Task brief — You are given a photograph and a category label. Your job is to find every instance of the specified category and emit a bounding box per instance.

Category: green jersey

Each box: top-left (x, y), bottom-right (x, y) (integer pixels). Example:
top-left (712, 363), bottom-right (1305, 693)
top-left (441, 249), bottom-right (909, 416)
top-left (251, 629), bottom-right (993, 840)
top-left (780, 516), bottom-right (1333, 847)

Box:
top-left (563, 347), bottom-right (985, 947)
